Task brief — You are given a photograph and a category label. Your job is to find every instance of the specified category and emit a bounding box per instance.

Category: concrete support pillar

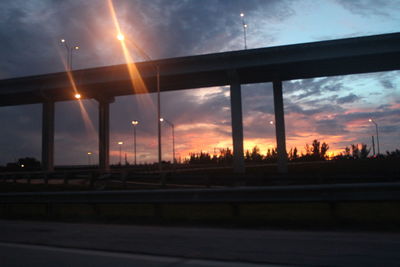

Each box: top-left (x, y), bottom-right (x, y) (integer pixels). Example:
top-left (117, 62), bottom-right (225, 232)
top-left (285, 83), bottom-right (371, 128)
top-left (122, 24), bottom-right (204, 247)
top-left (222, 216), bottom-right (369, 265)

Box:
top-left (273, 80), bottom-right (288, 173)
top-left (98, 97), bottom-right (114, 171)
top-left (229, 72), bottom-right (245, 173)
top-left (41, 101), bottom-right (55, 172)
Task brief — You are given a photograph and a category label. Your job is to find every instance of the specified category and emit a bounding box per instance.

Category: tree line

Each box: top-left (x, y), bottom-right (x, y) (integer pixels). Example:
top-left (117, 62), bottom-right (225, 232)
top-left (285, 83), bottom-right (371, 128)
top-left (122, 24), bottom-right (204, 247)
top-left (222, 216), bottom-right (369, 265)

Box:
top-left (187, 139), bottom-right (400, 164)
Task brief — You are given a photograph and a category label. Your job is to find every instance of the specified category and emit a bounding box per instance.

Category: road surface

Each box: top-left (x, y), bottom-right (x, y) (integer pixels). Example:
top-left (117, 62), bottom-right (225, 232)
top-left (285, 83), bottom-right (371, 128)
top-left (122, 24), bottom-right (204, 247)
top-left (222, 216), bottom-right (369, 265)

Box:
top-left (0, 220), bottom-right (399, 266)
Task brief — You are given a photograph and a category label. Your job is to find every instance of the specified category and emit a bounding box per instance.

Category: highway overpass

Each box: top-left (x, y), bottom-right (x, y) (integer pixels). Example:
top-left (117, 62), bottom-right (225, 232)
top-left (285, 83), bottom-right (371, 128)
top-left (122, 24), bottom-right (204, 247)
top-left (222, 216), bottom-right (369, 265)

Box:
top-left (1, 32), bottom-right (400, 172)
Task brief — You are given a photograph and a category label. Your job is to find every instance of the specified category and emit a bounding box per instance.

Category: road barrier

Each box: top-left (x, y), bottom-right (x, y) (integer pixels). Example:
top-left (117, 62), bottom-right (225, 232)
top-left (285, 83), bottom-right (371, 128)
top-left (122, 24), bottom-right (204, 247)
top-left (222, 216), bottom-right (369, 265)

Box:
top-left (1, 182), bottom-right (400, 204)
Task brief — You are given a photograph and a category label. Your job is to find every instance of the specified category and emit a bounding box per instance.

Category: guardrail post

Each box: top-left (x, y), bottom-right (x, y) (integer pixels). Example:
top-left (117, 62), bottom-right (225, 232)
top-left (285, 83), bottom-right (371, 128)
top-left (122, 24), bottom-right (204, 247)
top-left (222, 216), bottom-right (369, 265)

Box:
top-left (63, 172), bottom-right (68, 185)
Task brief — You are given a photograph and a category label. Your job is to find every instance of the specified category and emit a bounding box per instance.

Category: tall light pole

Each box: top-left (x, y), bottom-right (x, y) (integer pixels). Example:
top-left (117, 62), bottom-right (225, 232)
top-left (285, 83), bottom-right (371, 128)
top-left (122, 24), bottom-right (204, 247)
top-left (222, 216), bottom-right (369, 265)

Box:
top-left (60, 39), bottom-right (79, 71)
top-left (240, 13), bottom-right (248, 49)
top-left (117, 141), bottom-right (123, 165)
top-left (369, 119), bottom-right (380, 155)
top-left (131, 120), bottom-right (139, 165)
top-left (116, 34), bottom-right (162, 172)
top-left (160, 118), bottom-right (175, 164)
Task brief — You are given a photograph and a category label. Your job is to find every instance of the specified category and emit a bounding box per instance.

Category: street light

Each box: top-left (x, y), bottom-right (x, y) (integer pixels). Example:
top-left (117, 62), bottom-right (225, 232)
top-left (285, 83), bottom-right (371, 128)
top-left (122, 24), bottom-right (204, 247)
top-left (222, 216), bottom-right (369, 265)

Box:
top-left (117, 141), bottom-right (123, 165)
top-left (60, 38), bottom-right (80, 71)
top-left (87, 152), bottom-right (92, 165)
top-left (131, 120), bottom-right (139, 165)
top-left (240, 12), bottom-right (248, 49)
top-left (160, 118), bottom-right (175, 164)
top-left (117, 33), bottom-right (125, 41)
top-left (117, 33), bottom-right (162, 171)
top-left (369, 119), bottom-right (380, 155)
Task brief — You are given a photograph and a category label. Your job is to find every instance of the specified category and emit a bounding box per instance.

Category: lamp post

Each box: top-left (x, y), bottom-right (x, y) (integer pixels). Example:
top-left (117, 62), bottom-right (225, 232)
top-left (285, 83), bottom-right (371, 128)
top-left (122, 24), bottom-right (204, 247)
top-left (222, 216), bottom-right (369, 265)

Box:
top-left (160, 118), bottom-right (175, 164)
top-left (60, 39), bottom-right (79, 71)
top-left (116, 34), bottom-right (162, 172)
top-left (87, 152), bottom-right (92, 165)
top-left (240, 13), bottom-right (248, 49)
top-left (369, 119), bottom-right (380, 155)
top-left (131, 120), bottom-right (139, 165)
top-left (117, 141), bottom-right (123, 165)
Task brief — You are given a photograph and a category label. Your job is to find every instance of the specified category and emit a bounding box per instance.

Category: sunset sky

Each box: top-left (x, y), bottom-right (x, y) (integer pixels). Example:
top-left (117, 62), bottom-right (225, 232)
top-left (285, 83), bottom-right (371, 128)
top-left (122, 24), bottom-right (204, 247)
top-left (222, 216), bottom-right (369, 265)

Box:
top-left (0, 0), bottom-right (399, 165)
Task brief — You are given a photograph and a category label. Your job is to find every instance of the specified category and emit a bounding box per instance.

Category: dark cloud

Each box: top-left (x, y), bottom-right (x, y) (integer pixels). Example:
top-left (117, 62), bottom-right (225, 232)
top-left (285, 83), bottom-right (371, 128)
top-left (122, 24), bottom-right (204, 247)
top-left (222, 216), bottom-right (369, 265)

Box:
top-left (315, 120), bottom-right (348, 135)
top-left (336, 93), bottom-right (360, 104)
top-left (335, 0), bottom-right (397, 18)
top-left (380, 80), bottom-right (395, 90)
top-left (283, 77), bottom-right (346, 99)
top-left (380, 125), bottom-right (399, 134)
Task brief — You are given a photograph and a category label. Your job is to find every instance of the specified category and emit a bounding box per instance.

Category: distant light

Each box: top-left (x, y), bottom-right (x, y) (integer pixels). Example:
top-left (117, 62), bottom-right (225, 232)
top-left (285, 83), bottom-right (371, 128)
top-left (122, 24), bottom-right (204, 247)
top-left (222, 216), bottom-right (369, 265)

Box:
top-left (61, 39), bottom-right (65, 43)
top-left (74, 46), bottom-right (79, 50)
top-left (368, 118), bottom-right (373, 122)
top-left (240, 13), bottom-right (244, 17)
top-left (132, 120), bottom-right (139, 125)
top-left (87, 152), bottom-right (92, 155)
top-left (74, 93), bottom-right (81, 99)
top-left (269, 120), bottom-right (274, 125)
top-left (118, 141), bottom-right (123, 145)
top-left (21, 164), bottom-right (25, 168)
top-left (117, 34), bottom-right (125, 41)
top-left (160, 118), bottom-right (164, 122)
top-left (244, 24), bottom-right (248, 28)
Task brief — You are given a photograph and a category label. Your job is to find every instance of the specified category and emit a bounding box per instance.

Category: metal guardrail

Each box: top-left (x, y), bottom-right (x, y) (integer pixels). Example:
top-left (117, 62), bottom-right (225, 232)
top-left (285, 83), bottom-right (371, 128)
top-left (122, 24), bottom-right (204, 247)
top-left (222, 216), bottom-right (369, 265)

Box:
top-left (0, 182), bottom-right (399, 205)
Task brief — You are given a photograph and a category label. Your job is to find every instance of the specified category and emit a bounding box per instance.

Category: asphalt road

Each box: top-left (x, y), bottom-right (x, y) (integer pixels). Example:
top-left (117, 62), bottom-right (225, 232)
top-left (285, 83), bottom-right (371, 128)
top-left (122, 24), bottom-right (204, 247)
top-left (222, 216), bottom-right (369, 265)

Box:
top-left (0, 220), bottom-right (399, 266)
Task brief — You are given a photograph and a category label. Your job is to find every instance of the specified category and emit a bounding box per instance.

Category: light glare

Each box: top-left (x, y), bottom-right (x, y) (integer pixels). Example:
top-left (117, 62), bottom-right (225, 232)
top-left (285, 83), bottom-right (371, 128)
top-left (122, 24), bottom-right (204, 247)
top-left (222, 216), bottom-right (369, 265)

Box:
top-left (117, 33), bottom-right (125, 41)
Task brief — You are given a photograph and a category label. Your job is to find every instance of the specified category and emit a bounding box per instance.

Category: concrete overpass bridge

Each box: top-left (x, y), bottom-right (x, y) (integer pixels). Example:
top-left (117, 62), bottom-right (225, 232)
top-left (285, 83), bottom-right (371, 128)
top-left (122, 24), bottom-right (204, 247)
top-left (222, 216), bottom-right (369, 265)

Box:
top-left (1, 32), bottom-right (400, 173)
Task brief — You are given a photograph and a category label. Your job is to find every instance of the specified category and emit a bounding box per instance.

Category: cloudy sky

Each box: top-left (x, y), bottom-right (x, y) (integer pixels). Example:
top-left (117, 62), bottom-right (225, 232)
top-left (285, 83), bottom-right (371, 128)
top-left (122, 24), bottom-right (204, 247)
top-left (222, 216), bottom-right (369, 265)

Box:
top-left (0, 0), bottom-right (399, 165)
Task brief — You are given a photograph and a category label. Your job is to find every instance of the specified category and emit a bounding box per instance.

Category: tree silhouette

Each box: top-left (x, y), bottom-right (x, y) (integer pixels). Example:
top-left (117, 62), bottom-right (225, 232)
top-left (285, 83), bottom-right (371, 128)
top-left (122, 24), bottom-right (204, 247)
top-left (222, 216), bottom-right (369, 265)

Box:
top-left (302, 139), bottom-right (329, 161)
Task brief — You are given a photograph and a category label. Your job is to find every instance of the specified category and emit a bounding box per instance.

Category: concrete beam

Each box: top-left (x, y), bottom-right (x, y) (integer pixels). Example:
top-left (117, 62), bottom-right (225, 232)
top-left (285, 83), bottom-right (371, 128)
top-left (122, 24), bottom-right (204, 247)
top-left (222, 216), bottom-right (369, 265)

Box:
top-left (273, 80), bottom-right (288, 173)
top-left (229, 72), bottom-right (245, 173)
top-left (41, 101), bottom-right (55, 172)
top-left (97, 97), bottom-right (114, 171)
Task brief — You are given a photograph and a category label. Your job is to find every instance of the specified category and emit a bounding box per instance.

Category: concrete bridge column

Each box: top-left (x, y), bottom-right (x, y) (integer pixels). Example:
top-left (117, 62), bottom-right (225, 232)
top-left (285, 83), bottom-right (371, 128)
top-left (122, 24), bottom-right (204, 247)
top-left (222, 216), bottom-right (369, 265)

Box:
top-left (229, 72), bottom-right (245, 173)
top-left (41, 101), bottom-right (55, 172)
top-left (97, 97), bottom-right (114, 172)
top-left (273, 80), bottom-right (288, 173)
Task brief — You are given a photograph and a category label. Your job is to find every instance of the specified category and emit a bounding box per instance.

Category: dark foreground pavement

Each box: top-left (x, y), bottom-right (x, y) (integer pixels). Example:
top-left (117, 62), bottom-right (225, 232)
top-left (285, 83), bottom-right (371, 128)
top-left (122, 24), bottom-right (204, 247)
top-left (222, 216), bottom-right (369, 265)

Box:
top-left (0, 220), bottom-right (399, 266)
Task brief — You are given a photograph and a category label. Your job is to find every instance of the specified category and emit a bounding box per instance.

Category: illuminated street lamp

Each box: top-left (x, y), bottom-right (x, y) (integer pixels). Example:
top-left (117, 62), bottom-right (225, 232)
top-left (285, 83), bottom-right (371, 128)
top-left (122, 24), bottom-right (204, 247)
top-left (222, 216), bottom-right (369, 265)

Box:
top-left (74, 93), bottom-right (81, 99)
top-left (160, 118), bottom-right (175, 164)
top-left (87, 152), bottom-right (92, 165)
top-left (131, 120), bottom-right (139, 165)
top-left (117, 33), bottom-right (125, 41)
top-left (60, 38), bottom-right (80, 71)
top-left (369, 119), bottom-right (380, 155)
top-left (117, 33), bottom-right (162, 171)
top-left (240, 12), bottom-right (248, 49)
top-left (269, 120), bottom-right (274, 125)
top-left (117, 141), bottom-right (123, 165)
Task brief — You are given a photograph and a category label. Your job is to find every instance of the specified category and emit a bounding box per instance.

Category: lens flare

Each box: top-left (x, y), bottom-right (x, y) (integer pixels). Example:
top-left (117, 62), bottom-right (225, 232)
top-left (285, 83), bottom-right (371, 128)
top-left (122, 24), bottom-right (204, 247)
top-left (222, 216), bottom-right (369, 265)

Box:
top-left (108, 0), bottom-right (155, 111)
top-left (57, 45), bottom-right (97, 142)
